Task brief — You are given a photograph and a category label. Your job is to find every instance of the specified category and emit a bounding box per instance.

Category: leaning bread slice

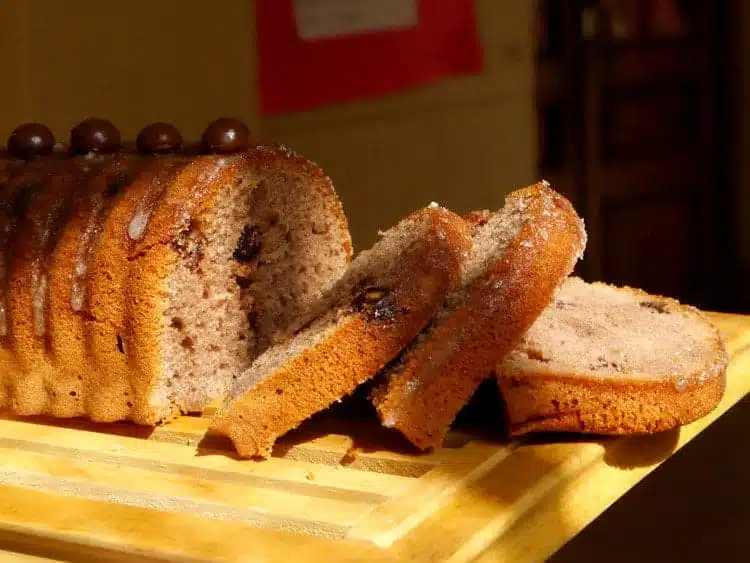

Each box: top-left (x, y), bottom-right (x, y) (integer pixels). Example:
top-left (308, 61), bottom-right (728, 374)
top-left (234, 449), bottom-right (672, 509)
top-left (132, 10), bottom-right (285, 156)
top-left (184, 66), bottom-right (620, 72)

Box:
top-left (210, 206), bottom-right (473, 459)
top-left (496, 276), bottom-right (728, 436)
top-left (371, 182), bottom-right (587, 450)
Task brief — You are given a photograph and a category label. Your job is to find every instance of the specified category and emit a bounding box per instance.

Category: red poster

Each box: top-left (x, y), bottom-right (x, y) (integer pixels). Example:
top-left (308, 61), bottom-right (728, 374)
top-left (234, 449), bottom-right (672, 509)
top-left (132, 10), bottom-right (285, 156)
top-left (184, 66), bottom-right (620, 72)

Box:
top-left (255, 0), bottom-right (483, 115)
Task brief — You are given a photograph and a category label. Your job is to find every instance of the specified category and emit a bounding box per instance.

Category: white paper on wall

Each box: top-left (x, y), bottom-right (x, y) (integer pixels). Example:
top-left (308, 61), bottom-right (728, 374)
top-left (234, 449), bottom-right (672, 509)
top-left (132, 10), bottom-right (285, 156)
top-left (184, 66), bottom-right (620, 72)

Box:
top-left (293, 0), bottom-right (418, 40)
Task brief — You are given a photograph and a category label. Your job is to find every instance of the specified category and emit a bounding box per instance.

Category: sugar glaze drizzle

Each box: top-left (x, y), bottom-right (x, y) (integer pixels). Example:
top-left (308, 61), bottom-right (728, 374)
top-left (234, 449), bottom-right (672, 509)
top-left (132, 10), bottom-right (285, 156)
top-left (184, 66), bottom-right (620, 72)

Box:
top-left (127, 159), bottom-right (190, 242)
top-left (32, 160), bottom-right (102, 338)
top-left (0, 164), bottom-right (58, 337)
top-left (70, 157), bottom-right (145, 312)
top-left (0, 146), bottom-right (238, 347)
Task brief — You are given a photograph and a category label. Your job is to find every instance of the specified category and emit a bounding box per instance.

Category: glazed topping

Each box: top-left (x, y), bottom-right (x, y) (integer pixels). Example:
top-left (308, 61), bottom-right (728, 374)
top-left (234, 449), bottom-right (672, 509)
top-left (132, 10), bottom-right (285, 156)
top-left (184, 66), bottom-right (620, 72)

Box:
top-left (127, 159), bottom-right (188, 241)
top-left (53, 141), bottom-right (70, 156)
top-left (72, 161), bottom-right (144, 312)
top-left (180, 141), bottom-right (203, 156)
top-left (0, 180), bottom-right (39, 336)
top-left (136, 122), bottom-right (183, 155)
top-left (7, 123), bottom-right (55, 160)
top-left (201, 117), bottom-right (250, 154)
top-left (31, 164), bottom-right (99, 338)
top-left (70, 118), bottom-right (122, 156)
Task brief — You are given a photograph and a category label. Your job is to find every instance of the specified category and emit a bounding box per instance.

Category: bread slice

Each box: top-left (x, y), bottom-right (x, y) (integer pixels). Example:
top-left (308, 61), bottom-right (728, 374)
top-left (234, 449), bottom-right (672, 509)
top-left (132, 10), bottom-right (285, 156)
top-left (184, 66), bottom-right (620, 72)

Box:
top-left (210, 206), bottom-right (473, 459)
top-left (496, 276), bottom-right (728, 436)
top-left (371, 182), bottom-right (587, 450)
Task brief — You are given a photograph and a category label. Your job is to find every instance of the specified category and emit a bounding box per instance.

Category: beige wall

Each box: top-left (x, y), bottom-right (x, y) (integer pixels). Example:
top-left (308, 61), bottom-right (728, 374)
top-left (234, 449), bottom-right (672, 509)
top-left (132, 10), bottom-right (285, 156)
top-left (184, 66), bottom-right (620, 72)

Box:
top-left (0, 0), bottom-right (259, 141)
top-left (262, 2), bottom-right (536, 248)
top-left (0, 2), bottom-right (28, 124)
top-left (0, 0), bottom-right (535, 250)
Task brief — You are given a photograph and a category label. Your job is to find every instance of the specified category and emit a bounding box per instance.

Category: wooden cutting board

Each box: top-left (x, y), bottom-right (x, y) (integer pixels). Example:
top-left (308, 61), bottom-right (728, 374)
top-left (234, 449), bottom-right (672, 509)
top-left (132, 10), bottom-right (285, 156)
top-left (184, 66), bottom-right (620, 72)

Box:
top-left (0, 312), bottom-right (748, 563)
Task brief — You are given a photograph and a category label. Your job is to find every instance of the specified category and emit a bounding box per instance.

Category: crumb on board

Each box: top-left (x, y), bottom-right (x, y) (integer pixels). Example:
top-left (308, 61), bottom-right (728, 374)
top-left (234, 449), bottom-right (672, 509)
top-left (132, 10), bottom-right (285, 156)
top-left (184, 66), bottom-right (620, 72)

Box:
top-left (341, 446), bottom-right (360, 466)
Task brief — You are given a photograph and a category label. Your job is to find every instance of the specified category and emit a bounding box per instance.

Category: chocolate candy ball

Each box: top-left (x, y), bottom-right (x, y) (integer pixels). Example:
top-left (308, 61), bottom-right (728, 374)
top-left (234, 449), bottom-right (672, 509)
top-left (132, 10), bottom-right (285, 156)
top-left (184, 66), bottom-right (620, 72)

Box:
top-left (201, 118), bottom-right (250, 154)
top-left (7, 123), bottom-right (55, 160)
top-left (136, 122), bottom-right (183, 155)
top-left (70, 118), bottom-right (121, 156)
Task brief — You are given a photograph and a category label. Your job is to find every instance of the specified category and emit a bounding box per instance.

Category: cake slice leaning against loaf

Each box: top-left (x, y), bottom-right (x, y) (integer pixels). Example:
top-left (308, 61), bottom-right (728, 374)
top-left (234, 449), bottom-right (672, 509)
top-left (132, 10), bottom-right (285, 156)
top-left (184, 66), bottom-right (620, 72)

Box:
top-left (371, 182), bottom-right (587, 450)
top-left (495, 276), bottom-right (728, 436)
top-left (210, 206), bottom-right (473, 459)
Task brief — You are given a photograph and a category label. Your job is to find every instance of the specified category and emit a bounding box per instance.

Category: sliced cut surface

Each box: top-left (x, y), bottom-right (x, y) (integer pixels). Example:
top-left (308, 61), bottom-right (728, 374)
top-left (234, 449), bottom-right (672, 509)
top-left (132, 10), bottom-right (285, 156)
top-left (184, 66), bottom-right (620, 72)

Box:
top-left (496, 276), bottom-right (728, 436)
top-left (126, 146), bottom-right (353, 424)
top-left (372, 182), bottom-right (587, 450)
top-left (0, 143), bottom-right (352, 425)
top-left (210, 206), bottom-right (473, 459)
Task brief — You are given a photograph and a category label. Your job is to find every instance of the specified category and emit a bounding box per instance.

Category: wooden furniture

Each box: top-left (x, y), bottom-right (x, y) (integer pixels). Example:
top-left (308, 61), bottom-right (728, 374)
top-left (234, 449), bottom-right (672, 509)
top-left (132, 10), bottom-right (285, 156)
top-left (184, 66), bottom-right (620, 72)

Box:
top-left (536, 0), bottom-right (730, 310)
top-left (0, 312), bottom-right (747, 562)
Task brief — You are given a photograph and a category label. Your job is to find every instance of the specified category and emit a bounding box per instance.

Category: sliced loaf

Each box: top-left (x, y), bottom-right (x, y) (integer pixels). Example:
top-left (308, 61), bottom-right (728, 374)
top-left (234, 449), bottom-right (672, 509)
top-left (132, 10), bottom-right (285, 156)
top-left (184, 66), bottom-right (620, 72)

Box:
top-left (210, 206), bottom-right (473, 459)
top-left (0, 118), bottom-right (352, 424)
top-left (496, 277), bottom-right (728, 436)
top-left (371, 182), bottom-right (587, 450)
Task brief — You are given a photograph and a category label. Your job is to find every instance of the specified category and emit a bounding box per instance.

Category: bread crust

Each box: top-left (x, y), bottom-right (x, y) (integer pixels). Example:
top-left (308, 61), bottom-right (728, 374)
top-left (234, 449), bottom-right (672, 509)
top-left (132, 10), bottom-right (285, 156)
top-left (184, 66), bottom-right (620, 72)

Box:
top-left (497, 282), bottom-right (729, 436)
top-left (0, 145), bottom-right (352, 424)
top-left (128, 147), bottom-right (352, 424)
top-left (372, 183), bottom-right (586, 450)
top-left (47, 155), bottom-right (151, 418)
top-left (6, 160), bottom-right (99, 415)
top-left (126, 156), bottom-right (236, 423)
top-left (85, 156), bottom-right (191, 423)
top-left (210, 206), bottom-right (473, 459)
top-left (0, 159), bottom-right (71, 409)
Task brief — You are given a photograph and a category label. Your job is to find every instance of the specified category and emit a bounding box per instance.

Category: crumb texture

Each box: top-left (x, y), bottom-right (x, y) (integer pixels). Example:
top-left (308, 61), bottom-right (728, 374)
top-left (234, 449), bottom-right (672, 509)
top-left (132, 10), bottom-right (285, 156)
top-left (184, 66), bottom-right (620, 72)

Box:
top-left (156, 154), bottom-right (351, 414)
top-left (502, 277), bottom-right (725, 386)
top-left (211, 207), bottom-right (473, 459)
top-left (0, 146), bottom-right (352, 424)
top-left (497, 277), bottom-right (728, 435)
top-left (372, 182), bottom-right (587, 450)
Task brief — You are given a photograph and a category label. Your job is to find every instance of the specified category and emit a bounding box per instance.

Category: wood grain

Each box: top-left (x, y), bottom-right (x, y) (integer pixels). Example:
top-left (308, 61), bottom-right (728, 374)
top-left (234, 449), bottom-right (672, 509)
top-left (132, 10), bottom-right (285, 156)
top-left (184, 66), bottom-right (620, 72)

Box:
top-left (0, 312), bottom-right (747, 562)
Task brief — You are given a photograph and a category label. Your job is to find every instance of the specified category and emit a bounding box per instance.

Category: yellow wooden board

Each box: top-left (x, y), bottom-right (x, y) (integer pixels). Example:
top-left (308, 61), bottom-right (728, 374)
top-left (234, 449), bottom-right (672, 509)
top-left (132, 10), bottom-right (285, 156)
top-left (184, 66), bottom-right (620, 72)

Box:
top-left (0, 312), bottom-right (748, 562)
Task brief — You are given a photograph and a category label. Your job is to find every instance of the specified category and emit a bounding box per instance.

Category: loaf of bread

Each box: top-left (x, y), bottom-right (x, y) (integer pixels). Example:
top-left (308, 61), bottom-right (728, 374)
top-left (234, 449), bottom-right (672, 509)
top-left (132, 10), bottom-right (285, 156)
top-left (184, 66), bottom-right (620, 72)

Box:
top-left (210, 205), bottom-right (473, 459)
top-left (496, 276), bottom-right (728, 436)
top-left (0, 119), bottom-right (352, 424)
top-left (2, 119), bottom-right (728, 456)
top-left (371, 183), bottom-right (587, 450)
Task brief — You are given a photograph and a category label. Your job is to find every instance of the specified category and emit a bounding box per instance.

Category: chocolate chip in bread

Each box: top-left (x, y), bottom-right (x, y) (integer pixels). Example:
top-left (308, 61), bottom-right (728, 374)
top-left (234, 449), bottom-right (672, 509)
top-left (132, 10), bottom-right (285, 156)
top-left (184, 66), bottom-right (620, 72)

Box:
top-left (210, 205), bottom-right (473, 459)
